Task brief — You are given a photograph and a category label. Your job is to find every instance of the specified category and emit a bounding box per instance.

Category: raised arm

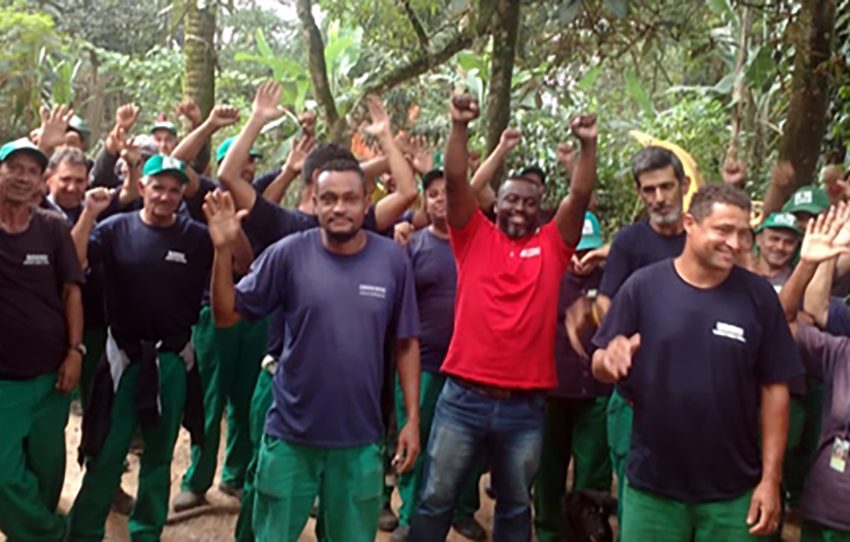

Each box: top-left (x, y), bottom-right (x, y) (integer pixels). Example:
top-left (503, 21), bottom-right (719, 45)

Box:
top-left (555, 115), bottom-right (598, 247)
top-left (262, 133), bottom-right (315, 204)
top-left (470, 128), bottom-right (519, 211)
top-left (173, 104), bottom-right (240, 167)
top-left (780, 204), bottom-right (849, 330)
top-left (219, 82), bottom-right (285, 213)
top-left (71, 188), bottom-right (115, 268)
top-left (445, 95), bottom-right (481, 230)
top-left (363, 95), bottom-right (419, 231)
top-left (203, 190), bottom-right (250, 328)
top-left (803, 203), bottom-right (850, 327)
top-left (117, 138), bottom-right (142, 206)
top-left (36, 105), bottom-right (74, 157)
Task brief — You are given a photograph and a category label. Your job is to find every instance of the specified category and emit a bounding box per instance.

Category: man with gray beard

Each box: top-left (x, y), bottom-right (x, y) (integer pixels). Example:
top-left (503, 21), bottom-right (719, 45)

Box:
top-left (593, 146), bottom-right (689, 539)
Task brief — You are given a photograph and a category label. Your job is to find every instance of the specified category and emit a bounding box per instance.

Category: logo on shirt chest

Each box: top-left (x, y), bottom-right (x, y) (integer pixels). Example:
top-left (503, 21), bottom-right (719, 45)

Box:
top-left (164, 250), bottom-right (188, 264)
top-left (519, 246), bottom-right (541, 259)
top-left (359, 284), bottom-right (387, 299)
top-left (22, 253), bottom-right (49, 266)
top-left (712, 321), bottom-right (746, 343)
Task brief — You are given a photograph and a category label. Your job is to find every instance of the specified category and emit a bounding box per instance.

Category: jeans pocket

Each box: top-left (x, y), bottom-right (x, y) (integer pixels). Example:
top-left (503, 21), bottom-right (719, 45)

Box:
top-left (440, 378), bottom-right (470, 405)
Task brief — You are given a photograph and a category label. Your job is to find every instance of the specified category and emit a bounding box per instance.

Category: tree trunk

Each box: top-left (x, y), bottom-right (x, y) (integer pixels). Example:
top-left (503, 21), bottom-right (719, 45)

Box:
top-left (484, 0), bottom-right (521, 182)
top-left (183, 0), bottom-right (216, 117)
top-left (295, 0), bottom-right (340, 140)
top-left (763, 0), bottom-right (836, 215)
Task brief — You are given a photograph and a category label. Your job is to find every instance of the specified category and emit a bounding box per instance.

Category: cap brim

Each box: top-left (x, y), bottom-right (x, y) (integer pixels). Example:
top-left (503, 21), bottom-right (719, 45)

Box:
top-left (784, 203), bottom-right (824, 216)
top-left (756, 224), bottom-right (802, 236)
top-left (8, 148), bottom-right (49, 171)
top-left (576, 237), bottom-right (604, 252)
top-left (150, 168), bottom-right (190, 184)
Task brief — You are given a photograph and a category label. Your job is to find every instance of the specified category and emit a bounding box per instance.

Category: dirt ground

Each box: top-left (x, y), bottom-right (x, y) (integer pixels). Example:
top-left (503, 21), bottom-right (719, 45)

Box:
top-left (1, 410), bottom-right (802, 541)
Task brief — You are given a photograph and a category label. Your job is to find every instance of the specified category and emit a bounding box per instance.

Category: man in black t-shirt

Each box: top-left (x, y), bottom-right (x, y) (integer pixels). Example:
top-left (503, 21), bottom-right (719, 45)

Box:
top-left (0, 138), bottom-right (85, 541)
top-left (593, 184), bottom-right (803, 540)
top-left (68, 155), bottom-right (223, 542)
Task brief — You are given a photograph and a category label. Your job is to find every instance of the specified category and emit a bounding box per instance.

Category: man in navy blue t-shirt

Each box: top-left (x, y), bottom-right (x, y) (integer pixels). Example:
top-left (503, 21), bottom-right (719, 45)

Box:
top-left (592, 184), bottom-right (803, 540)
top-left (207, 156), bottom-right (422, 541)
top-left (68, 155), bottom-right (221, 542)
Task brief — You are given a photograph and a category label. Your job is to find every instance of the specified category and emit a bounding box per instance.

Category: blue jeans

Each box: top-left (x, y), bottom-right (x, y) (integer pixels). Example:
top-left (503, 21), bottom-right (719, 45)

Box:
top-left (409, 378), bottom-right (546, 542)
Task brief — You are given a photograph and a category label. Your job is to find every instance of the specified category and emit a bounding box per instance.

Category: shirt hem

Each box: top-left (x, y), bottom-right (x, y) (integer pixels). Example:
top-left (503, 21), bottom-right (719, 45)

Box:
top-left (626, 475), bottom-right (758, 504)
top-left (265, 427), bottom-right (383, 449)
top-left (442, 368), bottom-right (555, 390)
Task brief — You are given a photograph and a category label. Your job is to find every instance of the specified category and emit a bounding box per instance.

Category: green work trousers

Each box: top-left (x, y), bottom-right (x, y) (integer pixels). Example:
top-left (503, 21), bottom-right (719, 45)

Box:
top-left (234, 367), bottom-right (275, 542)
top-left (785, 380), bottom-right (825, 507)
top-left (0, 373), bottom-right (70, 542)
top-left (621, 480), bottom-right (758, 542)
top-left (69, 353), bottom-right (187, 542)
top-left (75, 326), bottom-right (107, 410)
top-left (253, 435), bottom-right (384, 542)
top-left (533, 395), bottom-right (612, 542)
top-left (801, 521), bottom-right (850, 542)
top-left (182, 308), bottom-right (266, 494)
top-left (394, 371), bottom-right (481, 526)
top-left (607, 389), bottom-right (632, 541)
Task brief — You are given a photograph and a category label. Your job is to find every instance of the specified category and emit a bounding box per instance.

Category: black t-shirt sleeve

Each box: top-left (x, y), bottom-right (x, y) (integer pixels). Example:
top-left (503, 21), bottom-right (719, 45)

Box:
top-left (825, 296), bottom-right (850, 336)
top-left (252, 170), bottom-right (280, 196)
top-left (599, 229), bottom-right (631, 298)
top-left (754, 284), bottom-right (805, 384)
top-left (183, 176), bottom-right (218, 224)
top-left (242, 196), bottom-right (314, 253)
top-left (592, 274), bottom-right (639, 349)
top-left (54, 219), bottom-right (85, 285)
top-left (363, 204), bottom-right (380, 234)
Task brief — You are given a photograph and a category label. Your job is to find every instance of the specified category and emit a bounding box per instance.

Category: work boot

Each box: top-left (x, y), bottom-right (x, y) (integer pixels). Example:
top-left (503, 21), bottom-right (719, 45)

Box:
top-left (378, 502), bottom-right (399, 531)
top-left (172, 490), bottom-right (207, 512)
top-left (218, 483), bottom-right (243, 500)
top-left (452, 515), bottom-right (487, 540)
top-left (390, 524), bottom-right (410, 542)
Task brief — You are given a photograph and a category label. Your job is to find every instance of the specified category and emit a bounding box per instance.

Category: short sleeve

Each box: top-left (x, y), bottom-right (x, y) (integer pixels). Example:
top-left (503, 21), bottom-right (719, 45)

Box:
top-left (242, 196), bottom-right (316, 253)
top-left (540, 220), bottom-right (574, 271)
top-left (795, 323), bottom-right (850, 381)
top-left (754, 289), bottom-right (805, 384)
top-left (825, 297), bottom-right (850, 337)
top-left (252, 170), bottom-right (279, 195)
top-left (182, 176), bottom-right (218, 224)
top-left (599, 229), bottom-right (631, 298)
top-left (234, 242), bottom-right (287, 322)
top-left (448, 210), bottom-right (487, 265)
top-left (54, 220), bottom-right (84, 285)
top-left (363, 204), bottom-right (380, 234)
top-left (592, 275), bottom-right (639, 350)
top-left (392, 254), bottom-right (421, 339)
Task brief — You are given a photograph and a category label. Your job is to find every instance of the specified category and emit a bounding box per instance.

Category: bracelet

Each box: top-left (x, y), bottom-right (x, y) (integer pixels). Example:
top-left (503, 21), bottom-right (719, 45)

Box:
top-left (591, 300), bottom-right (602, 327)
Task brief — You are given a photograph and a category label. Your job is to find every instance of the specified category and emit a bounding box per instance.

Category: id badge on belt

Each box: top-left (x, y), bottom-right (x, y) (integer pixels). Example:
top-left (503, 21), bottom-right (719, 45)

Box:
top-left (831, 402), bottom-right (850, 473)
top-left (830, 437), bottom-right (849, 473)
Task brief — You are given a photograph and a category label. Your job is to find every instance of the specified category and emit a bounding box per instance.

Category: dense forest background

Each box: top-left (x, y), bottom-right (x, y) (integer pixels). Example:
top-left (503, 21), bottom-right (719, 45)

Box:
top-left (2, 0), bottom-right (848, 231)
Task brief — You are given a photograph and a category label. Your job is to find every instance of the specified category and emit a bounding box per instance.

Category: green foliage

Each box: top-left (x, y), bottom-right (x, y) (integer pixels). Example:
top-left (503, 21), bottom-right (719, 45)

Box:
top-left (0, 5), bottom-right (61, 140)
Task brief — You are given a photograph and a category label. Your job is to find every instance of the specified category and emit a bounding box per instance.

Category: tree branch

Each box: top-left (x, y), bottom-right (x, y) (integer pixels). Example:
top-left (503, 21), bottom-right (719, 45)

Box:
top-left (402, 0), bottom-right (429, 51)
top-left (362, 28), bottom-right (475, 97)
top-left (295, 0), bottom-right (339, 129)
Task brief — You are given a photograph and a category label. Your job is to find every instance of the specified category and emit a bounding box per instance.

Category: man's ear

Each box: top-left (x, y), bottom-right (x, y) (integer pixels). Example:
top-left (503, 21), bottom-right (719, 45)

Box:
top-left (683, 212), bottom-right (697, 233)
top-left (681, 175), bottom-right (691, 194)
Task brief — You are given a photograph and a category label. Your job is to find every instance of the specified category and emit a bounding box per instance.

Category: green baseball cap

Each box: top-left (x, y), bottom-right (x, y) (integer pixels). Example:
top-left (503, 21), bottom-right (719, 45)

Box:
top-left (216, 136), bottom-right (261, 164)
top-left (151, 121), bottom-right (178, 136)
top-left (755, 212), bottom-right (803, 235)
top-left (142, 154), bottom-right (190, 184)
top-left (68, 115), bottom-right (91, 138)
top-left (782, 186), bottom-right (829, 216)
top-left (0, 138), bottom-right (49, 171)
top-left (576, 211), bottom-right (604, 251)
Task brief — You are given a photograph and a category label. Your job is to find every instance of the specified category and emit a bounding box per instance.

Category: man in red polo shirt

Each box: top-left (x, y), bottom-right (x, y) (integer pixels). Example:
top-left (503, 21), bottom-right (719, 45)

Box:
top-left (408, 96), bottom-right (598, 542)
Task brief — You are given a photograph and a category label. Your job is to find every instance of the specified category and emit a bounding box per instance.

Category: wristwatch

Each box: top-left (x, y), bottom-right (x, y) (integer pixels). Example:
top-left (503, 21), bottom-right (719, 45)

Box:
top-left (69, 343), bottom-right (87, 357)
